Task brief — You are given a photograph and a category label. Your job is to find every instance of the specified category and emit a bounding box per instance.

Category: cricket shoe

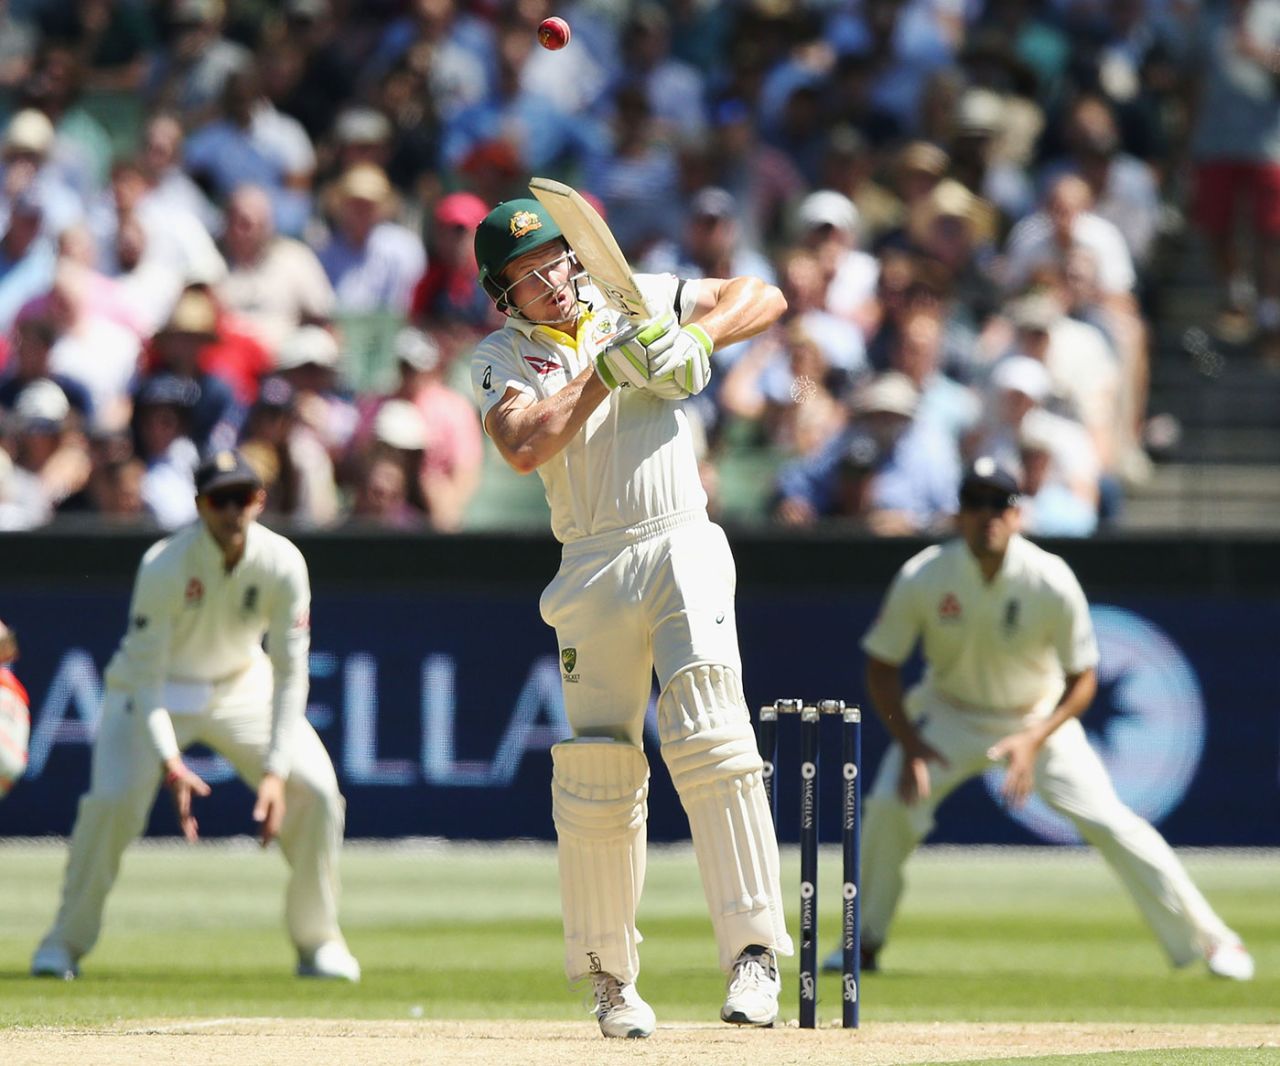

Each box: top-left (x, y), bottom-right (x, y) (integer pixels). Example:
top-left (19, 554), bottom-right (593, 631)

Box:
top-left (1206, 940), bottom-right (1255, 982)
top-left (821, 941), bottom-right (879, 974)
top-left (31, 943), bottom-right (78, 980)
top-left (721, 945), bottom-right (780, 1026)
top-left (590, 972), bottom-right (655, 1038)
top-left (297, 941), bottom-right (361, 982)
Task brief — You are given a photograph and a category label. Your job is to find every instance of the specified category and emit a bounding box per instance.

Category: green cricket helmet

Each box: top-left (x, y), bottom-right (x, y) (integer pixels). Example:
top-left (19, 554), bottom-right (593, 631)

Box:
top-left (474, 199), bottom-right (565, 307)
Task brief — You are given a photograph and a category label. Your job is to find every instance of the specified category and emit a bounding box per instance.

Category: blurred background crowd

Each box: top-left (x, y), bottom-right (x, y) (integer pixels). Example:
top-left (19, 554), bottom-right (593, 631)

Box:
top-left (1, 0), bottom-right (1277, 537)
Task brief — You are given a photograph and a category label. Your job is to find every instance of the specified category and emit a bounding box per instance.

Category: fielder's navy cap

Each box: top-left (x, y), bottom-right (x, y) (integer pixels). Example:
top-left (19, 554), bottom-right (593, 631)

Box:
top-left (959, 456), bottom-right (1019, 501)
top-left (195, 449), bottom-right (262, 495)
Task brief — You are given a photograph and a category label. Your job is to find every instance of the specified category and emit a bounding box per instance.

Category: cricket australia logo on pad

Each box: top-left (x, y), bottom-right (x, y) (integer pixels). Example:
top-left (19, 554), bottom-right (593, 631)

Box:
top-left (509, 210), bottom-right (543, 238)
top-left (561, 647), bottom-right (579, 683)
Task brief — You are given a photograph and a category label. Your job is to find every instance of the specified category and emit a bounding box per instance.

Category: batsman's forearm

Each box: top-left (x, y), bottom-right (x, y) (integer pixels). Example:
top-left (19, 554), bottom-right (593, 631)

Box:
top-left (492, 369), bottom-right (610, 473)
top-left (694, 278), bottom-right (787, 349)
top-left (865, 658), bottom-right (921, 752)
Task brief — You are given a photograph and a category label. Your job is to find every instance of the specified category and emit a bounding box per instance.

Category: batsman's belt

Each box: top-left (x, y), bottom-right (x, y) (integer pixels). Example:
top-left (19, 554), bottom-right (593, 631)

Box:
top-left (559, 508), bottom-right (706, 558)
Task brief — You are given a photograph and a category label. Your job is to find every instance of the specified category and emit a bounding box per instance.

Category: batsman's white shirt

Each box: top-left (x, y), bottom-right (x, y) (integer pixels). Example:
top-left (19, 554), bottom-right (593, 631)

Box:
top-left (471, 273), bottom-right (705, 544)
top-left (864, 534), bottom-right (1099, 714)
top-left (104, 520), bottom-right (311, 777)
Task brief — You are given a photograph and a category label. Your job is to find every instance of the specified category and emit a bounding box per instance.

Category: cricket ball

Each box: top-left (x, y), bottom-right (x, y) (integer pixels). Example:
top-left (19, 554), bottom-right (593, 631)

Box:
top-left (537, 16), bottom-right (570, 50)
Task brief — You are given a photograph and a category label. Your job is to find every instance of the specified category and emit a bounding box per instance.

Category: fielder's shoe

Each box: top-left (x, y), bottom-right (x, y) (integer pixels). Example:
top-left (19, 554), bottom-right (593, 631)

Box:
top-left (721, 944), bottom-right (780, 1027)
top-left (1206, 940), bottom-right (1255, 982)
top-left (297, 941), bottom-right (361, 982)
top-left (31, 943), bottom-right (78, 980)
top-left (590, 972), bottom-right (655, 1038)
top-left (821, 941), bottom-right (879, 974)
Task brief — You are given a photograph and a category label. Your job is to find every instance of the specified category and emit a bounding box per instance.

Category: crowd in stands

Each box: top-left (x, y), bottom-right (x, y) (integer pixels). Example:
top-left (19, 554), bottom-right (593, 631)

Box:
top-left (1, 0), bottom-right (1277, 537)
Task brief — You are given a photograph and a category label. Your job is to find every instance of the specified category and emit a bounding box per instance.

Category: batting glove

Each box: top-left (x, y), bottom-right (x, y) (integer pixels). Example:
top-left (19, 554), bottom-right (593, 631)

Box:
top-left (646, 323), bottom-right (714, 400)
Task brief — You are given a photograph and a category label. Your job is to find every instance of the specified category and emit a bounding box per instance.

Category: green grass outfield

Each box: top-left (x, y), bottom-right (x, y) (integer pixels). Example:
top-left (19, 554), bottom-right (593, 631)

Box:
top-left (1, 841), bottom-right (1276, 1057)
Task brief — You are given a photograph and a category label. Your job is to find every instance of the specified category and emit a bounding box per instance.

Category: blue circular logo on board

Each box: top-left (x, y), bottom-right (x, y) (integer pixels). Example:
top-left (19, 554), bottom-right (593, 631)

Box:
top-left (983, 606), bottom-right (1205, 844)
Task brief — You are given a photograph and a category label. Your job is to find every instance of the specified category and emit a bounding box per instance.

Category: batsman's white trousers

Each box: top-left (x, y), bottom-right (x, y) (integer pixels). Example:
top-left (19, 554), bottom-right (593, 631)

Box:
top-left (541, 511), bottom-right (790, 980)
top-left (861, 685), bottom-right (1239, 966)
top-left (38, 657), bottom-right (347, 961)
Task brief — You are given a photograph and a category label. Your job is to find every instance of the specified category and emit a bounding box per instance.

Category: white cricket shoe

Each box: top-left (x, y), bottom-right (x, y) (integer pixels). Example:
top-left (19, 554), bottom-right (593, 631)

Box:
top-left (1207, 940), bottom-right (1255, 981)
top-left (721, 945), bottom-right (780, 1026)
top-left (31, 943), bottom-right (78, 980)
top-left (590, 972), bottom-right (655, 1038)
top-left (297, 941), bottom-right (361, 982)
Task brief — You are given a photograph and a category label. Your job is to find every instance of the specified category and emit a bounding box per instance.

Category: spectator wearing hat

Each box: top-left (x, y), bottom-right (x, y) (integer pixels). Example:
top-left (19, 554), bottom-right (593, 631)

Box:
top-left (136, 288), bottom-right (242, 453)
top-left (1, 108), bottom-right (86, 238)
top-left (409, 192), bottom-right (497, 331)
top-left (1017, 413), bottom-right (1099, 537)
top-left (968, 353), bottom-right (1100, 516)
top-left (329, 107), bottom-right (395, 178)
top-left (313, 163), bottom-right (424, 315)
top-left (130, 373), bottom-right (201, 529)
top-left (238, 375), bottom-right (339, 528)
top-left (363, 396), bottom-right (435, 521)
top-left (0, 312), bottom-right (94, 422)
top-left (792, 189), bottom-right (880, 333)
top-left (349, 327), bottom-right (481, 531)
top-left (218, 184), bottom-right (335, 354)
top-left (947, 86), bottom-right (1036, 226)
top-left (9, 377), bottom-right (91, 514)
top-left (998, 291), bottom-right (1120, 473)
top-left (184, 60), bottom-right (317, 238)
top-left (274, 325), bottom-right (357, 458)
top-left (773, 371), bottom-right (959, 533)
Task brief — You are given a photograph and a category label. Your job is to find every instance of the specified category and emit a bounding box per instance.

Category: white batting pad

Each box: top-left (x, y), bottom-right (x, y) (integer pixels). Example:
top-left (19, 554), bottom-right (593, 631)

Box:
top-left (551, 738), bottom-right (650, 983)
top-left (658, 665), bottom-right (793, 970)
top-left (0, 683), bottom-right (29, 797)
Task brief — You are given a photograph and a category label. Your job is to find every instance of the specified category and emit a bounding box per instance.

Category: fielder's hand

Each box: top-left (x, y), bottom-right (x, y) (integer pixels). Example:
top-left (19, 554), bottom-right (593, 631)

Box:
top-left (253, 772), bottom-right (286, 848)
top-left (987, 729), bottom-right (1042, 809)
top-left (163, 756), bottom-right (212, 843)
top-left (897, 738), bottom-right (949, 806)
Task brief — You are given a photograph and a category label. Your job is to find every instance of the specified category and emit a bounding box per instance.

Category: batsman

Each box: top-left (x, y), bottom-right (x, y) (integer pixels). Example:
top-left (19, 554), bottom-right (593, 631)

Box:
top-left (471, 192), bottom-right (792, 1037)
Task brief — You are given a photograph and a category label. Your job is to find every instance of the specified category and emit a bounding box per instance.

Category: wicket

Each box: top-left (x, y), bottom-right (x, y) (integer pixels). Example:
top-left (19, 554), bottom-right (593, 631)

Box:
top-left (757, 698), bottom-right (862, 1029)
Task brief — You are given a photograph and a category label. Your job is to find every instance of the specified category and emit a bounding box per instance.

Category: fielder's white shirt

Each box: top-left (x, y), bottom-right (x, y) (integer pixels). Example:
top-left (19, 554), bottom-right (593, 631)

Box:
top-left (472, 273), bottom-right (706, 543)
top-left (863, 534), bottom-right (1099, 713)
top-left (105, 520), bottom-right (311, 776)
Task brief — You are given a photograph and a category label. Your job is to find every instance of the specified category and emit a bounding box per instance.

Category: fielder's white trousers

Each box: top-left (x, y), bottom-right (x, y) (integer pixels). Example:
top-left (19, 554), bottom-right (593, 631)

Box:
top-left (38, 658), bottom-right (347, 961)
top-left (862, 686), bottom-right (1238, 967)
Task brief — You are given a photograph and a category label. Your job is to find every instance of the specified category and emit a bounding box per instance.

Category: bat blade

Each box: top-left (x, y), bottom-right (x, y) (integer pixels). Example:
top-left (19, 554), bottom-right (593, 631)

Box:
top-left (529, 177), bottom-right (657, 322)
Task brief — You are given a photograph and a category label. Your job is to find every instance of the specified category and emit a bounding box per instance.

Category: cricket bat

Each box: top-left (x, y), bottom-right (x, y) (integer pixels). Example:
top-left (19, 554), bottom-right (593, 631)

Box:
top-left (528, 177), bottom-right (658, 323)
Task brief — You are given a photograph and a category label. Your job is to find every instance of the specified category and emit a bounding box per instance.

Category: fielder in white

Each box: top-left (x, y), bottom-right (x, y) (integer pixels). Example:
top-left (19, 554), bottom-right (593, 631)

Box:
top-left (823, 457), bottom-right (1254, 981)
top-left (471, 199), bottom-right (792, 1036)
top-left (32, 450), bottom-right (359, 982)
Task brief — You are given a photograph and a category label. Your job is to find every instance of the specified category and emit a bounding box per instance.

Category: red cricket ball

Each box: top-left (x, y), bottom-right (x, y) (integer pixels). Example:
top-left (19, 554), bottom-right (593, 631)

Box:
top-left (537, 16), bottom-right (570, 51)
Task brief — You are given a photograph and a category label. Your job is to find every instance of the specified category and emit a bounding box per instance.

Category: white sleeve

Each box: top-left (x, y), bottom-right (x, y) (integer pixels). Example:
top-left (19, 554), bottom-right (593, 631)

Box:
top-left (122, 545), bottom-right (181, 762)
top-left (472, 335), bottom-right (535, 430)
top-left (264, 542), bottom-right (312, 778)
top-left (635, 272), bottom-right (689, 323)
top-left (1048, 561), bottom-right (1099, 675)
top-left (1091, 218), bottom-right (1136, 294)
top-left (861, 565), bottom-right (923, 666)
